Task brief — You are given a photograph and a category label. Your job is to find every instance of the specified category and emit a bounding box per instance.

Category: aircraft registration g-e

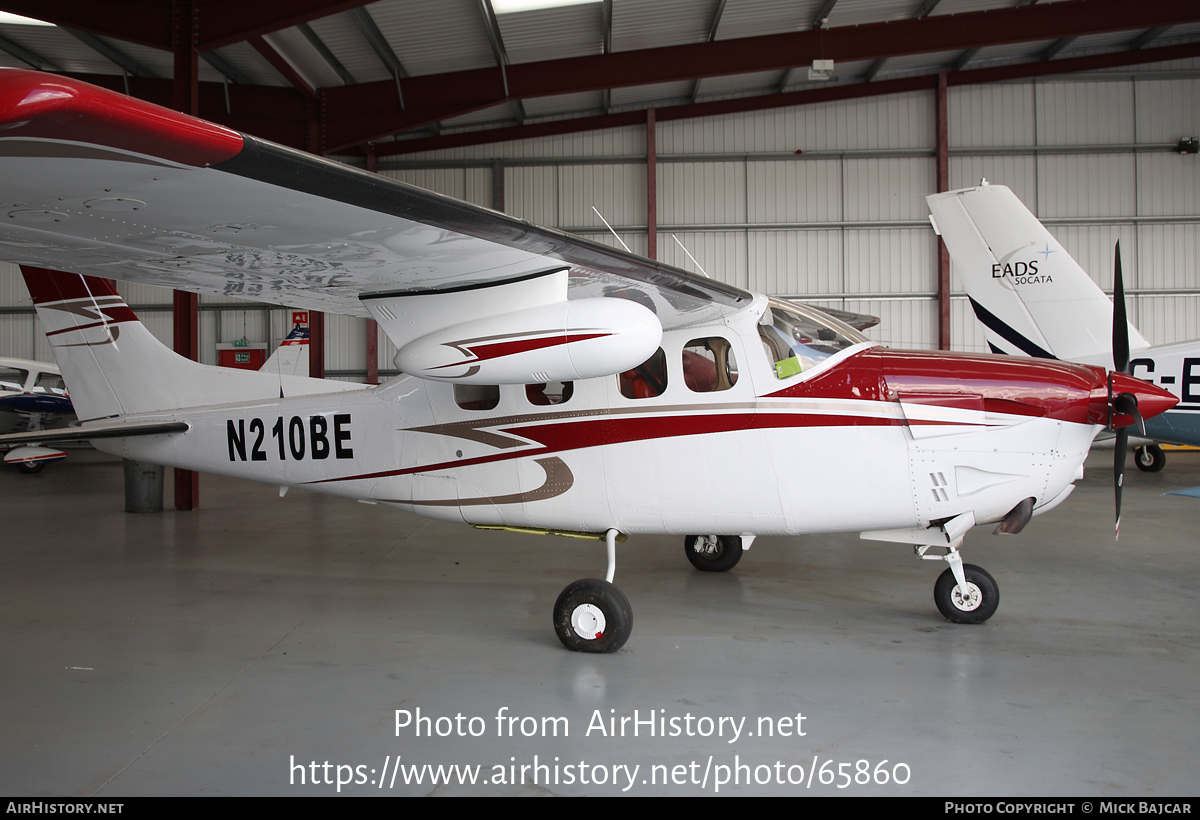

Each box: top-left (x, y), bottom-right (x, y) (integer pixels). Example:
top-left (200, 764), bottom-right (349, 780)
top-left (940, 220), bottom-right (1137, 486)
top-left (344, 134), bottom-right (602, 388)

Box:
top-left (0, 70), bottom-right (1177, 652)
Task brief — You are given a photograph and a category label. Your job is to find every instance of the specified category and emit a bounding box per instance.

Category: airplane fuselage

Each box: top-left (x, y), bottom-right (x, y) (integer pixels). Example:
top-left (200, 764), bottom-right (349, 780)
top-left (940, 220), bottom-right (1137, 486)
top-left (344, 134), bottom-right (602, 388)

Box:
top-left (99, 312), bottom-right (1113, 540)
top-left (1121, 342), bottom-right (1200, 446)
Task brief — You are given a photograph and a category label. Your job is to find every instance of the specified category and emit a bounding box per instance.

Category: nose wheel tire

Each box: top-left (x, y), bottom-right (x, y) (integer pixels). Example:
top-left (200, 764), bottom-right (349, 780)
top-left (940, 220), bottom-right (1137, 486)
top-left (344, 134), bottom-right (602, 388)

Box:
top-left (934, 564), bottom-right (999, 624)
top-left (684, 535), bottom-right (743, 572)
top-left (553, 578), bottom-right (632, 653)
top-left (1134, 444), bottom-right (1166, 473)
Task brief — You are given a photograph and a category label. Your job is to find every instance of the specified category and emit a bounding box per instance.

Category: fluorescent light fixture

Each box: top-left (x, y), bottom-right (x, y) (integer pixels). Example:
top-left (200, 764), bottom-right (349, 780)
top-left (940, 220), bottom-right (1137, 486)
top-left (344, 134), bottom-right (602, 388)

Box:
top-left (808, 59), bottom-right (834, 81)
top-left (492, 0), bottom-right (601, 13)
top-left (0, 12), bottom-right (53, 26)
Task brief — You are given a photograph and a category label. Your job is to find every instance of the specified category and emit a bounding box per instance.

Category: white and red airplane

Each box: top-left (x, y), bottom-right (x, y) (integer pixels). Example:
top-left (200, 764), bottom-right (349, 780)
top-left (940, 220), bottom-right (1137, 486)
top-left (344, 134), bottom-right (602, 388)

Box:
top-left (0, 70), bottom-right (1177, 651)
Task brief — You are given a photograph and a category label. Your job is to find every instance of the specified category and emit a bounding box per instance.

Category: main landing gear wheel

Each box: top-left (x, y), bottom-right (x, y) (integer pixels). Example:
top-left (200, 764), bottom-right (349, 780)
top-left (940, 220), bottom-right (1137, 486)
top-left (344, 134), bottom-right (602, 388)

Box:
top-left (684, 535), bottom-right (743, 572)
top-left (934, 564), bottom-right (999, 624)
top-left (16, 461), bottom-right (44, 474)
top-left (553, 578), bottom-right (633, 653)
top-left (1135, 444), bottom-right (1166, 473)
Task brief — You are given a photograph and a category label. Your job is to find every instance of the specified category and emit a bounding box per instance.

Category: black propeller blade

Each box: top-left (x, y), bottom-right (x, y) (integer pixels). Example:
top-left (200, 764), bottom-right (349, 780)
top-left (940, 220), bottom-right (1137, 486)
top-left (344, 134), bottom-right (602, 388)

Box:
top-left (1110, 240), bottom-right (1133, 539)
top-left (1114, 424), bottom-right (1127, 538)
top-left (1113, 240), bottom-right (1129, 374)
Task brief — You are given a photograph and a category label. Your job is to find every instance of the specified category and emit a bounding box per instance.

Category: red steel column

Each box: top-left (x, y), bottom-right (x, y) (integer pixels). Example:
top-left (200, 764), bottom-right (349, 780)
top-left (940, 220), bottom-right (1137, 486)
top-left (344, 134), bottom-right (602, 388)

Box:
top-left (364, 146), bottom-right (380, 384)
top-left (308, 93), bottom-right (327, 378)
top-left (309, 311), bottom-right (325, 379)
top-left (647, 107), bottom-right (657, 260)
top-left (172, 0), bottom-right (199, 510)
top-left (936, 71), bottom-right (951, 350)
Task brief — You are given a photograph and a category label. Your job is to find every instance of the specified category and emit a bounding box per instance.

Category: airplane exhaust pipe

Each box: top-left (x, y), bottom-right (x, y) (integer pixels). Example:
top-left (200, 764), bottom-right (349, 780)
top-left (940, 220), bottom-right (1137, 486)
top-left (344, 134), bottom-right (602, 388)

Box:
top-left (993, 497), bottom-right (1035, 535)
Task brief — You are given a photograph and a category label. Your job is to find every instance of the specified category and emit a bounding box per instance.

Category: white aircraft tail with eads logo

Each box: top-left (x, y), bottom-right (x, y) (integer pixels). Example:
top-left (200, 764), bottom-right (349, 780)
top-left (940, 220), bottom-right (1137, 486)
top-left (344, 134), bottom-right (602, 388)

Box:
top-left (21, 267), bottom-right (360, 423)
top-left (926, 182), bottom-right (1149, 369)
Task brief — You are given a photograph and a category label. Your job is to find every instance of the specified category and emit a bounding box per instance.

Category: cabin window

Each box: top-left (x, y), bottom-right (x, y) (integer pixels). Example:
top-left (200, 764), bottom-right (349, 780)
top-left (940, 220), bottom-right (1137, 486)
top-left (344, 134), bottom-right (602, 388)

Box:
top-left (33, 372), bottom-right (67, 395)
top-left (454, 384), bottom-right (500, 411)
top-left (0, 366), bottom-right (28, 392)
top-left (526, 381), bottom-right (573, 406)
top-left (683, 337), bottom-right (738, 393)
top-left (618, 348), bottom-right (668, 399)
top-left (758, 299), bottom-right (863, 379)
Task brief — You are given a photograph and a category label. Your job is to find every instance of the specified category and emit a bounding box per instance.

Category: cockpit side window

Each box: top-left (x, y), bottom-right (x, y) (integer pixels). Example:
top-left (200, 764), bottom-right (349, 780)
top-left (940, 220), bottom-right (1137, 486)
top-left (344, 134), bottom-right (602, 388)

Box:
top-left (683, 337), bottom-right (738, 393)
top-left (618, 348), bottom-right (668, 399)
top-left (33, 372), bottom-right (66, 395)
top-left (0, 366), bottom-right (28, 392)
top-left (758, 299), bottom-right (866, 379)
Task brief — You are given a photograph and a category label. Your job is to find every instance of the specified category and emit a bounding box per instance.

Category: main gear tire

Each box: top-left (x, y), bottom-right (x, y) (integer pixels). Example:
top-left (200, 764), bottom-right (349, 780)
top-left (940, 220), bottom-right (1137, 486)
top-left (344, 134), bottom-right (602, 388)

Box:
top-left (683, 535), bottom-right (743, 572)
top-left (553, 578), bottom-right (633, 653)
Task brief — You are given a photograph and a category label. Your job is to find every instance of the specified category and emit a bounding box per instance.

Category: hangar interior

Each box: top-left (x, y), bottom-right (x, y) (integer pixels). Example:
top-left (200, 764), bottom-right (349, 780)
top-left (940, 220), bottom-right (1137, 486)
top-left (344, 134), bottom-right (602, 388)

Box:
top-left (0, 0), bottom-right (1197, 797)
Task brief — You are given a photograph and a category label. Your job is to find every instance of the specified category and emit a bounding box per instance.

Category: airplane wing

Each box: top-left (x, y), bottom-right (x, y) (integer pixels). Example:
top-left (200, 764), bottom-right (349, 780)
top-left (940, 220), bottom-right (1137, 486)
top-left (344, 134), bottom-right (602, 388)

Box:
top-left (0, 357), bottom-right (74, 436)
top-left (803, 305), bottom-right (880, 332)
top-left (0, 395), bottom-right (75, 436)
top-left (0, 69), bottom-right (752, 337)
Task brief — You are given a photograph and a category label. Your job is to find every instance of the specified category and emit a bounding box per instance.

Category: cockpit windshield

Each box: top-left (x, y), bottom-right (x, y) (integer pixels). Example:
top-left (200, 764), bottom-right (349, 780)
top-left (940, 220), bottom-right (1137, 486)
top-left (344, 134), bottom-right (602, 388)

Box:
top-left (758, 298), bottom-right (870, 379)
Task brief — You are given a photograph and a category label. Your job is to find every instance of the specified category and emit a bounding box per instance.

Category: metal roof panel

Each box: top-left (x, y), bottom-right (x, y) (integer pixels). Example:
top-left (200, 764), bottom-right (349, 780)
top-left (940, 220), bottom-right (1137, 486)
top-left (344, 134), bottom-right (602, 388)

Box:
top-left (368, 0), bottom-right (497, 77)
top-left (498, 3), bottom-right (605, 64)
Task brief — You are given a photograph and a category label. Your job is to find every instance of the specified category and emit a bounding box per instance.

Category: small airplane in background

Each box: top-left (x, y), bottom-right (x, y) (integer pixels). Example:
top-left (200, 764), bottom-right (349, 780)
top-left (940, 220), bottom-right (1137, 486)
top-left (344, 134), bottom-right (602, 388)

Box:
top-left (0, 70), bottom-right (1178, 650)
top-left (927, 181), bottom-right (1197, 474)
top-left (0, 356), bottom-right (74, 472)
top-left (260, 311), bottom-right (311, 379)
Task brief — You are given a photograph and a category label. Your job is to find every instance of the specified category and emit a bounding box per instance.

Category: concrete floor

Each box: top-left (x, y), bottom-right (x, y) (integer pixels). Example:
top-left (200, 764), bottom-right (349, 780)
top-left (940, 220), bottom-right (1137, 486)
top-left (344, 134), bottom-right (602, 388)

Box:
top-left (0, 448), bottom-right (1196, 797)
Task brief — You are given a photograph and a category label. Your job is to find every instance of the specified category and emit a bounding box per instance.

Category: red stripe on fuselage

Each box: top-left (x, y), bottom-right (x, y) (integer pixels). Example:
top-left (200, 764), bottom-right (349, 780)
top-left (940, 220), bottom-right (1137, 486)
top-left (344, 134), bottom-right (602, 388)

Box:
top-left (305, 409), bottom-right (906, 485)
top-left (0, 70), bottom-right (243, 167)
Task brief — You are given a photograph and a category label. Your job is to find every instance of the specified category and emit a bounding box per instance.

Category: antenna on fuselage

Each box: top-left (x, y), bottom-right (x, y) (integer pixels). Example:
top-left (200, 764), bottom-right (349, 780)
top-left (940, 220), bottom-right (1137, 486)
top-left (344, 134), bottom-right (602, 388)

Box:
top-left (591, 206), bottom-right (631, 253)
top-left (670, 234), bottom-right (710, 278)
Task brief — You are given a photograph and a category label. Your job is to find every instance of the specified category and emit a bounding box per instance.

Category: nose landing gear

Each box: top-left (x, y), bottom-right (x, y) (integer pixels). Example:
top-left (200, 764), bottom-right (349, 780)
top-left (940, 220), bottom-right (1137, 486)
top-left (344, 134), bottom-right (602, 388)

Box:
top-left (918, 531), bottom-right (999, 624)
top-left (932, 562), bottom-right (999, 624)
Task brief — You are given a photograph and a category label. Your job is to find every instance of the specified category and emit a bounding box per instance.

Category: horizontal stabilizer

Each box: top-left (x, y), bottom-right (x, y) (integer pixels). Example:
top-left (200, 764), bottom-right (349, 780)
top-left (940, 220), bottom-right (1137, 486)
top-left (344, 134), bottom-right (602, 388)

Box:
top-left (0, 420), bottom-right (189, 446)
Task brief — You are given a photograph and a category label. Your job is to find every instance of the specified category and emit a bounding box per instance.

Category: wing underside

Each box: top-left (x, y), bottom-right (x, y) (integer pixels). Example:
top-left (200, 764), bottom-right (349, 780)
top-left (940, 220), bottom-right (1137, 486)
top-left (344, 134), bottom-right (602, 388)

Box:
top-left (0, 70), bottom-right (752, 331)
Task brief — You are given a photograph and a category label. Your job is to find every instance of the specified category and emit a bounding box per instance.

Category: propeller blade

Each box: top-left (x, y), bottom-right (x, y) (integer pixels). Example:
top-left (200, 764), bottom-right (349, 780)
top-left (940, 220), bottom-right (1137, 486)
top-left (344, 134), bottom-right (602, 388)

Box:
top-left (1113, 240), bottom-right (1129, 374)
top-left (1114, 426), bottom-right (1128, 540)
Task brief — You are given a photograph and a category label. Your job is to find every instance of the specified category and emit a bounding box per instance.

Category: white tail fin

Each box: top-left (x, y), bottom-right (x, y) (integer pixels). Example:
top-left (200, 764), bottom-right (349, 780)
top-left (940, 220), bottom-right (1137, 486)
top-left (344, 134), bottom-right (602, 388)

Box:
top-left (22, 267), bottom-right (358, 422)
top-left (927, 184), bottom-right (1148, 368)
top-left (260, 313), bottom-right (310, 378)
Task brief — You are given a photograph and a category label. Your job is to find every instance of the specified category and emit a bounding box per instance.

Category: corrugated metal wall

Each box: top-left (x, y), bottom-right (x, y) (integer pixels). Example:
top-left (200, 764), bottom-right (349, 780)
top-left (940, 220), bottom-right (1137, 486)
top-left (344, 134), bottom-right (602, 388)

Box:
top-left (1, 67), bottom-right (1197, 375)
